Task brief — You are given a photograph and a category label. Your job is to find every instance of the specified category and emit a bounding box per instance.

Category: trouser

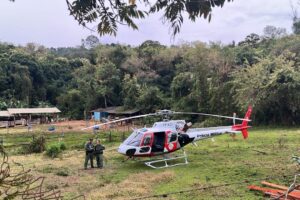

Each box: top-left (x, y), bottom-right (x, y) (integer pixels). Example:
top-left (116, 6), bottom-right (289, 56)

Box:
top-left (84, 152), bottom-right (94, 169)
top-left (95, 154), bottom-right (103, 168)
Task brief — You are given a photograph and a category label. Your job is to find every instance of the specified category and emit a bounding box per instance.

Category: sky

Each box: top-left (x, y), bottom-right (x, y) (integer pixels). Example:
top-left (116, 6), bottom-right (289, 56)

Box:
top-left (0, 0), bottom-right (298, 47)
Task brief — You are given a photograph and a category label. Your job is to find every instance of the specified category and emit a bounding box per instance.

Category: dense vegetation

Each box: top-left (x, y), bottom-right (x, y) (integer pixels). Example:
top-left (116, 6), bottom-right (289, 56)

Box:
top-left (0, 26), bottom-right (300, 125)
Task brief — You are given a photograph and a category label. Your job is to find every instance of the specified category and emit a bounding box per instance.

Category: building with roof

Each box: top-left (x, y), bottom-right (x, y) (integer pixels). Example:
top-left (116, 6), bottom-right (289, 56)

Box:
top-left (7, 108), bottom-right (61, 115)
top-left (0, 107), bottom-right (61, 127)
top-left (90, 106), bottom-right (140, 121)
top-left (0, 111), bottom-right (13, 128)
top-left (0, 111), bottom-right (11, 118)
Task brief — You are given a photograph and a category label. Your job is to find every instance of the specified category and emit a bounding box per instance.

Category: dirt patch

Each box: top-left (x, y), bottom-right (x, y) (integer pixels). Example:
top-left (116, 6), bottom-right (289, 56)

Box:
top-left (88, 171), bottom-right (175, 200)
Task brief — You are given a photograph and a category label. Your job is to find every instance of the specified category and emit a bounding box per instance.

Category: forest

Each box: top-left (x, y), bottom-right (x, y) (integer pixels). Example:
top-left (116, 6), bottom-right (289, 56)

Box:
top-left (0, 25), bottom-right (300, 125)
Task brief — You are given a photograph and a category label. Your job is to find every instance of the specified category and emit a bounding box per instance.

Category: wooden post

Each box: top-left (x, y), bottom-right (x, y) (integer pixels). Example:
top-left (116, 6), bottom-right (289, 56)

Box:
top-left (84, 110), bottom-right (88, 127)
top-left (6, 122), bottom-right (9, 135)
top-left (109, 131), bottom-right (112, 142)
top-left (122, 132), bottom-right (125, 141)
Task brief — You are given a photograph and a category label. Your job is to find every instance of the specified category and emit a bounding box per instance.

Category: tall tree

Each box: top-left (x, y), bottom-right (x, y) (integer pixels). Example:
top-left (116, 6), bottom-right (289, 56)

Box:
top-left (263, 25), bottom-right (287, 39)
top-left (122, 75), bottom-right (140, 109)
top-left (232, 52), bottom-right (300, 125)
top-left (82, 35), bottom-right (100, 49)
top-left (293, 17), bottom-right (300, 34)
top-left (137, 86), bottom-right (165, 113)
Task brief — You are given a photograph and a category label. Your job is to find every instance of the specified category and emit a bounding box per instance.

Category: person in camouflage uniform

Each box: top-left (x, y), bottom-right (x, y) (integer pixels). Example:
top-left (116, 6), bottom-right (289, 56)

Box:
top-left (94, 139), bottom-right (105, 168)
top-left (84, 138), bottom-right (94, 169)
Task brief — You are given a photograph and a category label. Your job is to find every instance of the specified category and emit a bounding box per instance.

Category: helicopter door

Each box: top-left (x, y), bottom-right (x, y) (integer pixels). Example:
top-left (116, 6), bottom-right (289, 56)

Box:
top-left (139, 133), bottom-right (153, 154)
top-left (165, 131), bottom-right (178, 152)
top-left (151, 132), bottom-right (165, 153)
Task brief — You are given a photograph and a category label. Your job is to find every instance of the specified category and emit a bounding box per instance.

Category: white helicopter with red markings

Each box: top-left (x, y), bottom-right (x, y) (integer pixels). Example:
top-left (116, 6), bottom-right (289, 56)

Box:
top-left (84, 106), bottom-right (252, 169)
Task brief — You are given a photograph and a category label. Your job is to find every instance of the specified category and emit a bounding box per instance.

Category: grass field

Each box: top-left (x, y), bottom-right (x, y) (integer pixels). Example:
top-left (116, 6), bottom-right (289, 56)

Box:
top-left (2, 126), bottom-right (300, 199)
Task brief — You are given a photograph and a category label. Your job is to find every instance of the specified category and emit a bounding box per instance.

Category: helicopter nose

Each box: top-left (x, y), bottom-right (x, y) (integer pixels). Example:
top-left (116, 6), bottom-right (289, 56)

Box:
top-left (118, 144), bottom-right (127, 154)
top-left (125, 149), bottom-right (136, 157)
top-left (118, 144), bottom-right (136, 156)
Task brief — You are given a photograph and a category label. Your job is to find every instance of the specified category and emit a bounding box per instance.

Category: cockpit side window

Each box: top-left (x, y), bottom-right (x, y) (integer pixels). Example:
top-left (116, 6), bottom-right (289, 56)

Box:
top-left (169, 133), bottom-right (177, 143)
top-left (143, 135), bottom-right (152, 146)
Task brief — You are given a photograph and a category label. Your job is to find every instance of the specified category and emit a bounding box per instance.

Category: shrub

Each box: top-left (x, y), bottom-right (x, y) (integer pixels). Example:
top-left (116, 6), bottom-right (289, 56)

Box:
top-left (21, 135), bottom-right (46, 154)
top-left (55, 168), bottom-right (69, 176)
top-left (39, 166), bottom-right (70, 176)
top-left (29, 136), bottom-right (46, 153)
top-left (40, 166), bottom-right (56, 174)
top-left (19, 146), bottom-right (30, 154)
top-left (46, 142), bottom-right (67, 158)
top-left (46, 144), bottom-right (61, 158)
top-left (71, 141), bottom-right (86, 149)
top-left (59, 142), bottom-right (67, 151)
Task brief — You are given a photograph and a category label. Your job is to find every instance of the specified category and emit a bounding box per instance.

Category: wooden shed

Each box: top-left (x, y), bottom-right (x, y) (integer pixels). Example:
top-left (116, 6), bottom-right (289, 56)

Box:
top-left (0, 111), bottom-right (13, 128)
top-left (7, 107), bottom-right (61, 126)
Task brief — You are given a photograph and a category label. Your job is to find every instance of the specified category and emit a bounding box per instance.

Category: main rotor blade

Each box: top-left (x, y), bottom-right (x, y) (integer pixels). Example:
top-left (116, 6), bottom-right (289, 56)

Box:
top-left (81, 113), bottom-right (157, 130)
top-left (173, 112), bottom-right (251, 121)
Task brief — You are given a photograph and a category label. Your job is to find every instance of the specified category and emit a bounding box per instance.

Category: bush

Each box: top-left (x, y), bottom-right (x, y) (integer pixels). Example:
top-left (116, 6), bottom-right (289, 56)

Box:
top-left (59, 142), bottom-right (67, 151)
top-left (71, 141), bottom-right (86, 149)
top-left (18, 146), bottom-right (30, 154)
top-left (39, 166), bottom-right (70, 176)
top-left (29, 136), bottom-right (46, 153)
top-left (46, 142), bottom-right (67, 158)
top-left (20, 135), bottom-right (46, 154)
top-left (46, 144), bottom-right (61, 158)
top-left (40, 166), bottom-right (56, 174)
top-left (55, 168), bottom-right (69, 176)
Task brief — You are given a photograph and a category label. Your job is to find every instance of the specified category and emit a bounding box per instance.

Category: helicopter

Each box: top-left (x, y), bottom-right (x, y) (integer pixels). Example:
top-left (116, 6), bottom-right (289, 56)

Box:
top-left (83, 106), bottom-right (252, 169)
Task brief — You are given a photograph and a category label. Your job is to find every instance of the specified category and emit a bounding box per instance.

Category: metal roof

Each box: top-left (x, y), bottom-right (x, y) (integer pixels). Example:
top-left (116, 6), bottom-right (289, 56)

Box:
top-left (0, 111), bottom-right (12, 117)
top-left (7, 107), bottom-right (61, 114)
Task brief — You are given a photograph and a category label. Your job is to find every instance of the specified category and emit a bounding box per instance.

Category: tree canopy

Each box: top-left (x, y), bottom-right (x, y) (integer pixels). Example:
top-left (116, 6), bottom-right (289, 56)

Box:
top-left (1, 27), bottom-right (300, 125)
top-left (66, 0), bottom-right (232, 37)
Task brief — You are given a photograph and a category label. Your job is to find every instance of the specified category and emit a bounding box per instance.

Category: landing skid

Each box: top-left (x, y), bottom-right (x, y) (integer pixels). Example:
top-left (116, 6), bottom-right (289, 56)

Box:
top-left (144, 149), bottom-right (188, 169)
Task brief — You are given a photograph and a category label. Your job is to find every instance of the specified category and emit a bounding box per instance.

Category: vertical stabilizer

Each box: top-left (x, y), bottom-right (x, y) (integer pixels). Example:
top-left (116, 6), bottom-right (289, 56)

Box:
top-left (232, 106), bottom-right (252, 139)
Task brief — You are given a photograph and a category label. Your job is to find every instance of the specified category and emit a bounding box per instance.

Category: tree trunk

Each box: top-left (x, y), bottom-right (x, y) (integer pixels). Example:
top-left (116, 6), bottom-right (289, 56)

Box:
top-left (104, 96), bottom-right (107, 108)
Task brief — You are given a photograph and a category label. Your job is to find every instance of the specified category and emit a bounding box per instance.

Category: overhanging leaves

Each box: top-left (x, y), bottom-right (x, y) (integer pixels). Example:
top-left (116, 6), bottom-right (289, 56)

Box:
top-left (66, 0), bottom-right (233, 37)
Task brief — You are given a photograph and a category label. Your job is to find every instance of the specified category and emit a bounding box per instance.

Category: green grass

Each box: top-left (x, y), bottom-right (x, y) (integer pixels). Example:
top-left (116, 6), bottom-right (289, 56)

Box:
top-left (1, 130), bottom-right (131, 154)
top-left (150, 127), bottom-right (300, 199)
top-left (4, 127), bottom-right (300, 199)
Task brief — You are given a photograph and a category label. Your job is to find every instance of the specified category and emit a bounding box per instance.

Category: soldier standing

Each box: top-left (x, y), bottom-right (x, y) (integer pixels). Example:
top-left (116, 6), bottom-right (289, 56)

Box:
top-left (94, 139), bottom-right (105, 168)
top-left (84, 138), bottom-right (94, 169)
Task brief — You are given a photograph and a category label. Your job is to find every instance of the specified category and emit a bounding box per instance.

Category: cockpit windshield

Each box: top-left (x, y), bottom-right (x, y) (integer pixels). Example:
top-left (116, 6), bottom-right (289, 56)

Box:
top-left (124, 130), bottom-right (144, 147)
